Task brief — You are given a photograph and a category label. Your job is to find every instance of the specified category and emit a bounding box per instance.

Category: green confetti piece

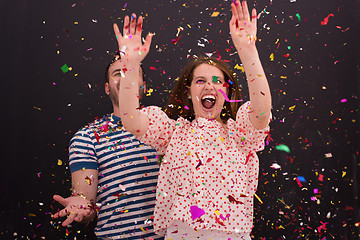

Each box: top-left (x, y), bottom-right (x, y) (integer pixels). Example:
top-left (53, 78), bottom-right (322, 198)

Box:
top-left (61, 64), bottom-right (69, 73)
top-left (212, 76), bottom-right (218, 82)
top-left (275, 144), bottom-right (291, 153)
top-left (296, 13), bottom-right (301, 21)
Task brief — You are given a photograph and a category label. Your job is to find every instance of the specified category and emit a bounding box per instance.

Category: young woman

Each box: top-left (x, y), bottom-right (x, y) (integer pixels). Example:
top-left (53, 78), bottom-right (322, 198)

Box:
top-left (114, 1), bottom-right (272, 239)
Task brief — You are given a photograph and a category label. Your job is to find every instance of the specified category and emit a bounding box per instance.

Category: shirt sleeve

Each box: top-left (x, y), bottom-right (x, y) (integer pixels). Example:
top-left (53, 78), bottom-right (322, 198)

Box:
top-left (232, 101), bottom-right (271, 156)
top-left (137, 106), bottom-right (176, 155)
top-left (68, 129), bottom-right (99, 173)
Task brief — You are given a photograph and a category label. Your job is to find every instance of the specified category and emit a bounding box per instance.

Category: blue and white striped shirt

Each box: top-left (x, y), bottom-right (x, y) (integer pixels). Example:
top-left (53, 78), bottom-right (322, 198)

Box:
top-left (69, 113), bottom-right (163, 240)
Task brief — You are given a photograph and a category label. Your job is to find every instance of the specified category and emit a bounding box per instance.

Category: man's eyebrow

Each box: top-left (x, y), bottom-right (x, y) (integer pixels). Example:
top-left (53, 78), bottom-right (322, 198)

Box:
top-left (111, 69), bottom-right (121, 75)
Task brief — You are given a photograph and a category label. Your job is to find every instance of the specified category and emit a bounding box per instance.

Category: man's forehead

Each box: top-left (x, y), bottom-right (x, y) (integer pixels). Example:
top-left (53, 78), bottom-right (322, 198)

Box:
top-left (109, 59), bottom-right (143, 74)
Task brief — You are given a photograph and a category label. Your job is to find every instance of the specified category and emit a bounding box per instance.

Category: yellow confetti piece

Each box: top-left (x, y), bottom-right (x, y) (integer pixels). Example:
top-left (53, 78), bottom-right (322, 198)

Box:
top-left (211, 11), bottom-right (220, 17)
top-left (146, 88), bottom-right (153, 96)
top-left (280, 76), bottom-right (288, 79)
top-left (342, 171), bottom-right (346, 177)
top-left (289, 105), bottom-right (296, 111)
top-left (254, 193), bottom-right (263, 204)
top-left (219, 137), bottom-right (225, 142)
top-left (269, 53), bottom-right (274, 61)
top-left (57, 159), bottom-right (62, 165)
top-left (234, 64), bottom-right (245, 72)
top-left (85, 178), bottom-right (91, 185)
top-left (214, 210), bottom-right (220, 215)
top-left (140, 226), bottom-right (147, 233)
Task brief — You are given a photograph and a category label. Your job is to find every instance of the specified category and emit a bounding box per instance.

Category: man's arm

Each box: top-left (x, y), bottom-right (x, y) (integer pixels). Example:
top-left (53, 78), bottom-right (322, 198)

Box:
top-left (53, 169), bottom-right (98, 226)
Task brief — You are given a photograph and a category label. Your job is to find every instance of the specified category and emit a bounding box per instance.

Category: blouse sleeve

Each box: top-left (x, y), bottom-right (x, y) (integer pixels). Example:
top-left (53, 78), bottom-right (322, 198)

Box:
top-left (137, 106), bottom-right (176, 155)
top-left (231, 101), bottom-right (271, 156)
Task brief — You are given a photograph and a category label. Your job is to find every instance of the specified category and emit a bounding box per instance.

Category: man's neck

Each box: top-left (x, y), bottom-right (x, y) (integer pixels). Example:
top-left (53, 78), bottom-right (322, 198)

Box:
top-left (112, 105), bottom-right (121, 118)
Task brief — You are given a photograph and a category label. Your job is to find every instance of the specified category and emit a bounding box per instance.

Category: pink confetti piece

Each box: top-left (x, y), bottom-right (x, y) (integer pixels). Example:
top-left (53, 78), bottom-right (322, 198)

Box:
top-left (184, 105), bottom-right (189, 110)
top-left (190, 205), bottom-right (205, 220)
top-left (340, 98), bottom-right (347, 103)
top-left (218, 89), bottom-right (242, 102)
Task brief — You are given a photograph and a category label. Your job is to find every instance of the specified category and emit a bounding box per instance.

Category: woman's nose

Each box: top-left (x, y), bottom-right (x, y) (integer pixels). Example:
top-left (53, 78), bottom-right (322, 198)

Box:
top-left (204, 81), bottom-right (215, 90)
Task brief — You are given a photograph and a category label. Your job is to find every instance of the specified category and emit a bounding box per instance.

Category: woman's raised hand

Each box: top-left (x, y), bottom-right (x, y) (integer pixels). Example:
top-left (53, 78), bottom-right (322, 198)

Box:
top-left (113, 14), bottom-right (153, 63)
top-left (229, 0), bottom-right (257, 51)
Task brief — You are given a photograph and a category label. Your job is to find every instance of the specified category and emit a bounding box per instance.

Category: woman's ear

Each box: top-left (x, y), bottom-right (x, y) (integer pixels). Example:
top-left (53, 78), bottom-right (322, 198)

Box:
top-left (105, 83), bottom-right (110, 95)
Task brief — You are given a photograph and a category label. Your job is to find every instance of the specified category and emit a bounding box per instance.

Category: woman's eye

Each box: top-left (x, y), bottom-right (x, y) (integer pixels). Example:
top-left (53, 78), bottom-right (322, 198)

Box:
top-left (196, 79), bottom-right (205, 83)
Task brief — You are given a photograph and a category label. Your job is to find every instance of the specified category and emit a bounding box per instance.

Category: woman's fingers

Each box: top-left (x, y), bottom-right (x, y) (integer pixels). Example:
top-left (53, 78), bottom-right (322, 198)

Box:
top-left (113, 23), bottom-right (122, 48)
top-left (142, 33), bottom-right (153, 53)
top-left (231, 2), bottom-right (239, 22)
top-left (235, 0), bottom-right (244, 20)
top-left (251, 8), bottom-right (257, 25)
top-left (242, 1), bottom-right (250, 21)
top-left (123, 15), bottom-right (130, 35)
top-left (137, 16), bottom-right (143, 36)
top-left (130, 13), bottom-right (137, 35)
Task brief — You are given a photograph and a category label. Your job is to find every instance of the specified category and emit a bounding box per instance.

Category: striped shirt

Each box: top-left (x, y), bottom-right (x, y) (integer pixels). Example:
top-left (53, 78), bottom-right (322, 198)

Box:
top-left (69, 113), bottom-right (163, 240)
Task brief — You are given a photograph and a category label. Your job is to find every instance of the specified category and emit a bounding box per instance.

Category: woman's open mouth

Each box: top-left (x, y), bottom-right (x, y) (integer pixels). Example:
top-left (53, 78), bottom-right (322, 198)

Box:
top-left (201, 94), bottom-right (216, 111)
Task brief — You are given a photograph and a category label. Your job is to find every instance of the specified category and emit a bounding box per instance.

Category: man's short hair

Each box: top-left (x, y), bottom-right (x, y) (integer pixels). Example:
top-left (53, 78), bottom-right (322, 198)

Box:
top-left (105, 53), bottom-right (146, 83)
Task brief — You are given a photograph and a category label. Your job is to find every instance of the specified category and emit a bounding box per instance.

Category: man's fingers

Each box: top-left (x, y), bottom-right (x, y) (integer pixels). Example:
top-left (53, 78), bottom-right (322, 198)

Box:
top-left (123, 15), bottom-right (130, 35)
top-left (57, 208), bottom-right (70, 218)
top-left (53, 195), bottom-right (68, 207)
top-left (75, 213), bottom-right (84, 222)
top-left (62, 213), bottom-right (77, 227)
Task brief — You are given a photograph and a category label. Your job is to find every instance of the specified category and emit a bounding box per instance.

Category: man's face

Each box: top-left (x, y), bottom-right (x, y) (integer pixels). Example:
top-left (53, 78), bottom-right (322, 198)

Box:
top-left (105, 59), bottom-right (145, 107)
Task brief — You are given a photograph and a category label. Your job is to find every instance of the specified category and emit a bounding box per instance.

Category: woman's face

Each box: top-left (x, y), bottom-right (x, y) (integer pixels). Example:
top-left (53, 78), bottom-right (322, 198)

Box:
top-left (189, 63), bottom-right (228, 122)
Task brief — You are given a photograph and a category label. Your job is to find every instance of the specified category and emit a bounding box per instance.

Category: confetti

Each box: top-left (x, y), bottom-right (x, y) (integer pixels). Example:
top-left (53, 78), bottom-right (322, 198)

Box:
top-left (211, 11), bottom-right (220, 17)
top-left (218, 89), bottom-right (242, 102)
top-left (321, 14), bottom-right (334, 25)
top-left (190, 205), bottom-right (205, 220)
top-left (60, 64), bottom-right (69, 73)
top-left (275, 144), bottom-right (290, 153)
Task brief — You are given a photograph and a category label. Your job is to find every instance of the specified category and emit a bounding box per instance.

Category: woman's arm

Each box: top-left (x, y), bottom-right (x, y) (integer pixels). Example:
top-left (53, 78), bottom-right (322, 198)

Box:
top-left (114, 14), bottom-right (153, 137)
top-left (229, 0), bottom-right (272, 130)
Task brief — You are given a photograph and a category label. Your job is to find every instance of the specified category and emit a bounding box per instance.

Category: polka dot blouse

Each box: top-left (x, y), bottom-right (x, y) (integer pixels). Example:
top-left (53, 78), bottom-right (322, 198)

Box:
top-left (138, 101), bottom-right (271, 236)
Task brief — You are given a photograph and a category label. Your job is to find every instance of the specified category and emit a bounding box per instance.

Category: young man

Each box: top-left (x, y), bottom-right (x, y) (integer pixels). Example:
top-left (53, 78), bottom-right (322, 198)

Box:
top-left (52, 54), bottom-right (163, 240)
